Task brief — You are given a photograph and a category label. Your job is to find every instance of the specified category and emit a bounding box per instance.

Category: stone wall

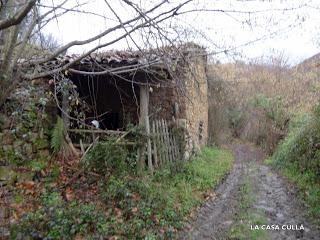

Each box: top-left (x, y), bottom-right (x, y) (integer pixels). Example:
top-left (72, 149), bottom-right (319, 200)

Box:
top-left (149, 48), bottom-right (208, 158)
top-left (0, 47), bottom-right (208, 165)
top-left (149, 84), bottom-right (186, 121)
top-left (0, 80), bottom-right (55, 166)
top-left (183, 53), bottom-right (208, 154)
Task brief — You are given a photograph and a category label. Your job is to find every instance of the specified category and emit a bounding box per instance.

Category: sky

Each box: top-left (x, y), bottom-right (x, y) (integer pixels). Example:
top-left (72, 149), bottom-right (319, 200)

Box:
top-left (43, 0), bottom-right (320, 65)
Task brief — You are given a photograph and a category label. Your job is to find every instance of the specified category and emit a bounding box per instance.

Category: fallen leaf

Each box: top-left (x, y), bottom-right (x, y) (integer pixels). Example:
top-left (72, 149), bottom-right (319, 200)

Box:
top-left (23, 181), bottom-right (35, 190)
top-left (114, 208), bottom-right (122, 218)
top-left (132, 207), bottom-right (138, 214)
top-left (108, 236), bottom-right (119, 240)
top-left (65, 187), bottom-right (74, 201)
top-left (74, 234), bottom-right (84, 240)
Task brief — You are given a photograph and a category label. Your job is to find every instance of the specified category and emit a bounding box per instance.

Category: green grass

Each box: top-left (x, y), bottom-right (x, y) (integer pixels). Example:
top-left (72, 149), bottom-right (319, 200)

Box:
top-left (228, 172), bottom-right (268, 240)
top-left (11, 146), bottom-right (234, 239)
top-left (267, 106), bottom-right (320, 224)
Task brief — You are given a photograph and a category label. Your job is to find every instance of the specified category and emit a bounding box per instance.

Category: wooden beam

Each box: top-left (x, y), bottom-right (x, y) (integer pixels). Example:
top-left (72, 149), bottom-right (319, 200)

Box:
top-left (137, 85), bottom-right (153, 173)
top-left (67, 129), bottom-right (126, 135)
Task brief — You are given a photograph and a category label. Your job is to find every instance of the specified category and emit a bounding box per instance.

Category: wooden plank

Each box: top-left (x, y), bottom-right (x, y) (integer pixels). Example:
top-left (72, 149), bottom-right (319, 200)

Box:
top-left (79, 139), bottom-right (85, 155)
top-left (167, 122), bottom-right (175, 162)
top-left (167, 121), bottom-right (174, 163)
top-left (169, 130), bottom-right (176, 160)
top-left (162, 119), bottom-right (172, 163)
top-left (172, 134), bottom-right (179, 160)
top-left (171, 128), bottom-right (180, 160)
top-left (152, 121), bottom-right (159, 168)
top-left (68, 129), bottom-right (126, 135)
top-left (159, 119), bottom-right (167, 164)
top-left (74, 141), bottom-right (136, 148)
top-left (156, 120), bottom-right (163, 166)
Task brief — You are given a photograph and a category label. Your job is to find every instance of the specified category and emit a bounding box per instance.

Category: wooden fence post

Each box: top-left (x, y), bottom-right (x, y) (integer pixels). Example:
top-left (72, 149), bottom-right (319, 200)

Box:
top-left (152, 121), bottom-right (159, 168)
top-left (137, 85), bottom-right (153, 173)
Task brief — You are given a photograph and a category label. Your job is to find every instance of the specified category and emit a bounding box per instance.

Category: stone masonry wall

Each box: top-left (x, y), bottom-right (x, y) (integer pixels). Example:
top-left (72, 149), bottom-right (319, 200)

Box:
top-left (182, 53), bottom-right (208, 154)
top-left (0, 80), bottom-right (55, 167)
top-left (149, 84), bottom-right (186, 121)
top-left (149, 49), bottom-right (208, 158)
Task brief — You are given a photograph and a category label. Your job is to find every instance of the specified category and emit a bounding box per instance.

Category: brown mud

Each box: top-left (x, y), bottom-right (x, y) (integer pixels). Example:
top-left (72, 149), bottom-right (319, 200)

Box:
top-left (181, 144), bottom-right (320, 240)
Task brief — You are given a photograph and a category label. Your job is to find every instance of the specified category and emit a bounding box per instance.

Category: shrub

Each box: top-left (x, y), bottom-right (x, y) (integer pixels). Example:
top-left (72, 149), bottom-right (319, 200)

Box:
top-left (272, 105), bottom-right (320, 220)
top-left (10, 192), bottom-right (110, 240)
top-left (273, 108), bottom-right (320, 177)
top-left (83, 139), bottom-right (128, 175)
top-left (227, 107), bottom-right (247, 137)
top-left (234, 94), bottom-right (290, 152)
top-left (250, 94), bottom-right (289, 129)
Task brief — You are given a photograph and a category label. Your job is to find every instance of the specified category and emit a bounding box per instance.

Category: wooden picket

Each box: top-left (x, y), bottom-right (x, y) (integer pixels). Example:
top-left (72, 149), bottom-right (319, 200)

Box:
top-left (150, 119), bottom-right (181, 168)
top-left (68, 119), bottom-right (182, 171)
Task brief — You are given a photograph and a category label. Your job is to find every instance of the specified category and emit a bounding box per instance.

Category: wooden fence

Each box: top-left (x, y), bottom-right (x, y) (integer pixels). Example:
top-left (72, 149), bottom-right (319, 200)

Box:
top-left (149, 119), bottom-right (181, 168)
top-left (67, 119), bottom-right (183, 170)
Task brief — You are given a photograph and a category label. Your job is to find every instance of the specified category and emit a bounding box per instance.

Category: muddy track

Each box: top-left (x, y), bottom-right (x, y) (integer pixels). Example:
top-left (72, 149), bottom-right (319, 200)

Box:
top-left (180, 144), bottom-right (320, 240)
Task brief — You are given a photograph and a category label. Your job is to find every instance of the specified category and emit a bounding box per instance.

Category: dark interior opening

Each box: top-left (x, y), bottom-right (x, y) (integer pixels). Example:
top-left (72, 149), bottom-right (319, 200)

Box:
top-left (70, 73), bottom-right (140, 130)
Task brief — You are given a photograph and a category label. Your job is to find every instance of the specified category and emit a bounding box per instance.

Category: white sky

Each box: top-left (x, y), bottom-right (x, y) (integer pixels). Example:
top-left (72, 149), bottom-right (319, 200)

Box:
top-left (43, 0), bottom-right (320, 65)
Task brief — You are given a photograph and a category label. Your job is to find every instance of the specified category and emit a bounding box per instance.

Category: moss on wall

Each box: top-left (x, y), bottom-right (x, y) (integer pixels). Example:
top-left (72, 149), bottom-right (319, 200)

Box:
top-left (0, 81), bottom-right (55, 166)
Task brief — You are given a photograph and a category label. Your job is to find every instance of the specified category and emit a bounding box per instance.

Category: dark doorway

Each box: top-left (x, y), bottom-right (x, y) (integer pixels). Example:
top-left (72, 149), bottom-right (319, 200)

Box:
top-left (70, 74), bottom-right (140, 130)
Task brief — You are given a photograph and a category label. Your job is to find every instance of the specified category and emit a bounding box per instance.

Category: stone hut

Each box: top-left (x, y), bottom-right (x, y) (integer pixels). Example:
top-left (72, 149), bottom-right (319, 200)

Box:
top-left (0, 44), bottom-right (208, 166)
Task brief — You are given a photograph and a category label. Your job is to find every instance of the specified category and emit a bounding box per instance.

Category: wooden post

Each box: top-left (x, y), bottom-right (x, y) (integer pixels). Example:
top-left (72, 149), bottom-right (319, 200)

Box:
top-left (152, 121), bottom-right (159, 168)
top-left (137, 85), bottom-right (153, 173)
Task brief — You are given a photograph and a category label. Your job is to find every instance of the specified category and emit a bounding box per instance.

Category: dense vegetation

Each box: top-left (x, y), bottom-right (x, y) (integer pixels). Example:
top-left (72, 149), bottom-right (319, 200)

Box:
top-left (10, 147), bottom-right (233, 239)
top-left (207, 60), bottom-right (319, 152)
top-left (208, 59), bottom-right (320, 223)
top-left (267, 105), bottom-right (320, 222)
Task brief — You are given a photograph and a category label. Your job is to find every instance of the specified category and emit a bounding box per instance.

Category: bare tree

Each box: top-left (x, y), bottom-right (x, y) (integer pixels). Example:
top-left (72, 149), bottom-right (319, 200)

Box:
top-left (0, 0), bottom-right (315, 107)
top-left (0, 0), bottom-right (199, 106)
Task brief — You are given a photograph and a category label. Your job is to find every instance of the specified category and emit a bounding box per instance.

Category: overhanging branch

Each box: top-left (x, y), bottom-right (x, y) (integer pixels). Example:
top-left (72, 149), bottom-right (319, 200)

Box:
top-left (0, 0), bottom-right (36, 30)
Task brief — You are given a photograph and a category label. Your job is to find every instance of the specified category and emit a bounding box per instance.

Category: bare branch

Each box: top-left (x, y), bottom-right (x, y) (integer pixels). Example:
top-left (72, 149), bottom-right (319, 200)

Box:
top-left (25, 1), bottom-right (193, 79)
top-left (0, 0), bottom-right (36, 30)
top-left (31, 0), bottom-right (169, 65)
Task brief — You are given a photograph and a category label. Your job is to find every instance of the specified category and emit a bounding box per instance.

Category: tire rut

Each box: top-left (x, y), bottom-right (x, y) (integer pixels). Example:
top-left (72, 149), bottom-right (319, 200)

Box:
top-left (180, 144), bottom-right (320, 240)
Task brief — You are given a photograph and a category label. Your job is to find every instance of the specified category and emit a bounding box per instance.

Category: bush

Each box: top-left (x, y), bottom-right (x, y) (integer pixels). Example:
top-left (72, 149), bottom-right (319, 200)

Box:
top-left (227, 107), bottom-right (247, 137)
top-left (271, 105), bottom-right (320, 221)
top-left (10, 192), bottom-right (110, 240)
top-left (12, 147), bottom-right (234, 239)
top-left (250, 94), bottom-right (288, 129)
top-left (232, 94), bottom-right (290, 152)
top-left (83, 139), bottom-right (128, 175)
top-left (273, 109), bottom-right (320, 177)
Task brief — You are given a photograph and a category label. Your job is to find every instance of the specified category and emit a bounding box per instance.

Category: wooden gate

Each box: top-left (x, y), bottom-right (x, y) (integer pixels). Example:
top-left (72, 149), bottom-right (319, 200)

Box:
top-left (67, 119), bottom-right (183, 171)
top-left (150, 119), bottom-right (181, 168)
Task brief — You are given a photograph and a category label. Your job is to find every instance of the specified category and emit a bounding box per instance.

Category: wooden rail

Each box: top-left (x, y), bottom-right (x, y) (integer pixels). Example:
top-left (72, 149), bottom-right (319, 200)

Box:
top-left (67, 129), bottom-right (126, 135)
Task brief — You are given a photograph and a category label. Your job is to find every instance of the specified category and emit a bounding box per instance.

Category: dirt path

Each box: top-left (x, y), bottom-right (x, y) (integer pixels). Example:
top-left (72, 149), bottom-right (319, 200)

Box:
top-left (181, 144), bottom-right (320, 240)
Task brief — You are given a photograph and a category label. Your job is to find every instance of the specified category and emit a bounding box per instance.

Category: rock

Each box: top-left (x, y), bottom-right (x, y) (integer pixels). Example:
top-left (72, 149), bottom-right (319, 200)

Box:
top-left (31, 132), bottom-right (38, 140)
top-left (1, 130), bottom-right (14, 145)
top-left (2, 145), bottom-right (13, 152)
top-left (13, 140), bottom-right (23, 148)
top-left (176, 118), bottom-right (187, 129)
top-left (0, 166), bottom-right (34, 184)
top-left (0, 166), bottom-right (15, 182)
top-left (23, 144), bottom-right (33, 157)
top-left (33, 138), bottom-right (49, 150)
top-left (38, 149), bottom-right (50, 159)
top-left (0, 114), bottom-right (11, 129)
top-left (223, 220), bottom-right (233, 227)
